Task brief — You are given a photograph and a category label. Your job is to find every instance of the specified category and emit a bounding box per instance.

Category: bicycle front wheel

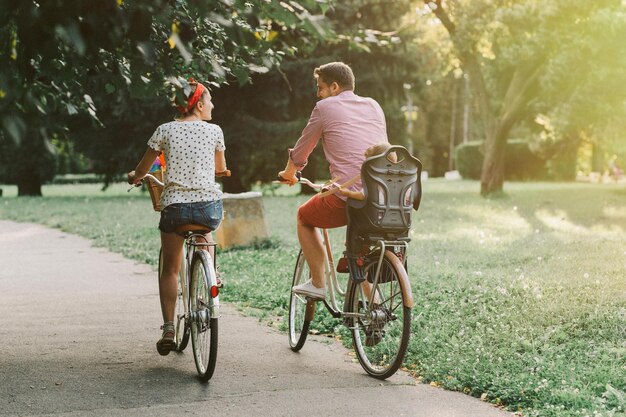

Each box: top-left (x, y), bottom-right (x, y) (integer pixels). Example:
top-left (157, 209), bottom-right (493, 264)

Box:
top-left (190, 250), bottom-right (218, 381)
top-left (288, 250), bottom-right (315, 351)
top-left (345, 250), bottom-right (411, 379)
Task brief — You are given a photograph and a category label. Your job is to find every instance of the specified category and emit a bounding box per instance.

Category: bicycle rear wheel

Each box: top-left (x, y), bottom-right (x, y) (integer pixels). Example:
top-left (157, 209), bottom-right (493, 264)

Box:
top-left (159, 247), bottom-right (190, 352)
top-left (345, 250), bottom-right (411, 379)
top-left (288, 250), bottom-right (315, 351)
top-left (190, 250), bottom-right (218, 381)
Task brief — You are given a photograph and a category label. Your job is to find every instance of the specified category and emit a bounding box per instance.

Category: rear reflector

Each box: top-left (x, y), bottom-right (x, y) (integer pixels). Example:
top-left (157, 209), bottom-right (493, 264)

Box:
top-left (210, 285), bottom-right (219, 298)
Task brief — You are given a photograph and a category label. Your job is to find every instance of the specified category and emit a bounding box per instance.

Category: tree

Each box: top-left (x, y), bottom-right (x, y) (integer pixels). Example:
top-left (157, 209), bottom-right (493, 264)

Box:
top-left (212, 0), bottom-right (430, 192)
top-left (0, 0), bottom-right (331, 195)
top-left (422, 0), bottom-right (626, 194)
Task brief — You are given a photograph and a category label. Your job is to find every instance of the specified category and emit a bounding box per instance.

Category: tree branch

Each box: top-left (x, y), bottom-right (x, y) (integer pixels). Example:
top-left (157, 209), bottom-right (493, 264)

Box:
top-left (430, 0), bottom-right (456, 36)
top-left (498, 59), bottom-right (546, 134)
top-left (426, 0), bottom-right (494, 136)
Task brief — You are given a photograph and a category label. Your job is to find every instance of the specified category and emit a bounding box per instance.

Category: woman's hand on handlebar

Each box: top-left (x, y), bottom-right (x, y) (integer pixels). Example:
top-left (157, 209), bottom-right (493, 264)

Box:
top-left (127, 170), bottom-right (143, 185)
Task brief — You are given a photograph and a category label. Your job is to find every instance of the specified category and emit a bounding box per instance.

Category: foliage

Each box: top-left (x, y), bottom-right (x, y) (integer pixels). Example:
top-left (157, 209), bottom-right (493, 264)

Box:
top-left (1, 180), bottom-right (624, 417)
top-left (214, 0), bottom-right (426, 191)
top-left (0, 132), bottom-right (57, 195)
top-left (0, 0), bottom-right (332, 194)
top-left (419, 0), bottom-right (626, 194)
top-left (455, 140), bottom-right (547, 181)
top-left (454, 141), bottom-right (483, 180)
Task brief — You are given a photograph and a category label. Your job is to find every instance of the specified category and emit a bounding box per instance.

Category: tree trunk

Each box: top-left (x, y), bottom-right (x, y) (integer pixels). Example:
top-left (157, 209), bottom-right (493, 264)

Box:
top-left (480, 128), bottom-right (508, 196)
top-left (591, 142), bottom-right (604, 173)
top-left (429, 0), bottom-right (542, 196)
top-left (17, 177), bottom-right (43, 196)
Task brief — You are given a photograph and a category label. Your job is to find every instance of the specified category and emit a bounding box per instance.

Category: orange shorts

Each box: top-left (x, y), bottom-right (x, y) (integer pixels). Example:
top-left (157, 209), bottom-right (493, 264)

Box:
top-left (297, 193), bottom-right (347, 229)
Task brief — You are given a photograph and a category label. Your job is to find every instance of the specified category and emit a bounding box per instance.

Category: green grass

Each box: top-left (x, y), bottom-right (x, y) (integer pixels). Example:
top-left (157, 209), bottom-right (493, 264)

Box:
top-left (1, 180), bottom-right (625, 417)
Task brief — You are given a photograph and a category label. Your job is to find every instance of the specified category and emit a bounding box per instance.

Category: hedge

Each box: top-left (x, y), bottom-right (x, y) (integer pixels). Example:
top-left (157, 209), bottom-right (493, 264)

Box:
top-left (455, 140), bottom-right (548, 180)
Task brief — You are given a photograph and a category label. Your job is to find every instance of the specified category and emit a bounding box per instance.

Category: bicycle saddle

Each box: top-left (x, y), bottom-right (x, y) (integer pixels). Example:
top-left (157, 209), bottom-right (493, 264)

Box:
top-left (175, 224), bottom-right (212, 235)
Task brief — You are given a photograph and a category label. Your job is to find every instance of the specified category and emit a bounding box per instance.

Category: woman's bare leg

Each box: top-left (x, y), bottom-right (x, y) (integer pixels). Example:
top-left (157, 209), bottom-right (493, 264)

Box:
top-left (159, 231), bottom-right (185, 323)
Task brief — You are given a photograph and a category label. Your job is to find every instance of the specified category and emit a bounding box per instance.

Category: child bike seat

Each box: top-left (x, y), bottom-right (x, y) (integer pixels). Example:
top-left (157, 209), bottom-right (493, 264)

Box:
top-left (347, 145), bottom-right (422, 237)
top-left (345, 145), bottom-right (422, 282)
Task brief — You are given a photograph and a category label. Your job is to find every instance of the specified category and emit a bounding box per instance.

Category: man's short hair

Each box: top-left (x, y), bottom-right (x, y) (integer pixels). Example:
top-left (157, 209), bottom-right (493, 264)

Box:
top-left (314, 62), bottom-right (355, 91)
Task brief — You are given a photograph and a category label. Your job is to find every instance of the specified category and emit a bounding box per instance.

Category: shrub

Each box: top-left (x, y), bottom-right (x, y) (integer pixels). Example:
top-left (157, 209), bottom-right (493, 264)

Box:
top-left (455, 141), bottom-right (484, 180)
top-left (455, 140), bottom-right (547, 180)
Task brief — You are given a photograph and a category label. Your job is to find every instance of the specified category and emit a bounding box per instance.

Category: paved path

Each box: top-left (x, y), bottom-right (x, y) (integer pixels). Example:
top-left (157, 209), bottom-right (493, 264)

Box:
top-left (0, 220), bottom-right (513, 417)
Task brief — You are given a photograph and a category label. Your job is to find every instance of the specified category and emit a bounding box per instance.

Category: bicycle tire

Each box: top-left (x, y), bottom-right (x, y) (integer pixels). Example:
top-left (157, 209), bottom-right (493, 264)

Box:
top-left (288, 250), bottom-right (314, 351)
top-left (190, 250), bottom-right (218, 381)
top-left (176, 245), bottom-right (190, 351)
top-left (158, 247), bottom-right (190, 352)
top-left (345, 250), bottom-right (411, 379)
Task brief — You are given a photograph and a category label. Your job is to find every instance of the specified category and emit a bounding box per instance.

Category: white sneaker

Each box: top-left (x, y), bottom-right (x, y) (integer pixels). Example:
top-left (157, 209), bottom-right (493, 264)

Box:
top-left (292, 280), bottom-right (326, 300)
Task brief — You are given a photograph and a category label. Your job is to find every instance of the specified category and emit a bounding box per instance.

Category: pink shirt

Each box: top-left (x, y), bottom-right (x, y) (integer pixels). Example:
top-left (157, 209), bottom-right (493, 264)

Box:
top-left (289, 91), bottom-right (388, 200)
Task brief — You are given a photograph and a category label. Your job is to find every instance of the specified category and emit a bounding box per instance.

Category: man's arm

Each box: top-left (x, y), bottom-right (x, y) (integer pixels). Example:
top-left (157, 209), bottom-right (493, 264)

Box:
top-left (278, 105), bottom-right (323, 185)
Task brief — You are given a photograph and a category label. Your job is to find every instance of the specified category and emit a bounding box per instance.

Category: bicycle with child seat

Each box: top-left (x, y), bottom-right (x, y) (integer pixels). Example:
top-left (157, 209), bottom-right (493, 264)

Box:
top-left (284, 174), bottom-right (416, 380)
top-left (130, 170), bottom-right (229, 381)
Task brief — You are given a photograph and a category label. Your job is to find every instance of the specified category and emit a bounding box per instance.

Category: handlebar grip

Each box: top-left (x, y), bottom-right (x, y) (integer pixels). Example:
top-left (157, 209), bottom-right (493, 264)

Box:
top-left (276, 171), bottom-right (302, 183)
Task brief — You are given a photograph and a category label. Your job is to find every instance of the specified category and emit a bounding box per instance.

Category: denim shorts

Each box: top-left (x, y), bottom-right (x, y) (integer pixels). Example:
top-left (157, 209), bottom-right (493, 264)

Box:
top-left (159, 200), bottom-right (223, 234)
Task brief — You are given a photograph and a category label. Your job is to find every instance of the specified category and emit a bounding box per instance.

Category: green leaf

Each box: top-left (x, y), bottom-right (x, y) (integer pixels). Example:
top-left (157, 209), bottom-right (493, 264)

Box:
top-left (233, 66), bottom-right (251, 86)
top-left (66, 103), bottom-right (78, 115)
top-left (1, 115), bottom-right (26, 145)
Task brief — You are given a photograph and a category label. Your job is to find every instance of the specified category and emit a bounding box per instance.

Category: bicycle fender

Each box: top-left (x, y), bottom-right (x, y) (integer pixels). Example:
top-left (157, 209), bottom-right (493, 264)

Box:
top-left (384, 251), bottom-right (414, 308)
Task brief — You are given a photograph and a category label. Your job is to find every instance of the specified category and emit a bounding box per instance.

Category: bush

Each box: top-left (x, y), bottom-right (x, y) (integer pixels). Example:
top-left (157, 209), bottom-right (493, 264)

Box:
top-left (455, 140), bottom-right (547, 180)
top-left (455, 141), bottom-right (484, 179)
top-left (545, 146), bottom-right (578, 181)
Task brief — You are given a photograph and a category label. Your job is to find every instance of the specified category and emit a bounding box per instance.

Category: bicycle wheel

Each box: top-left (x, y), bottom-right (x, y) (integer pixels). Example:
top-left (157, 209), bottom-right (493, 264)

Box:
top-left (345, 250), bottom-right (411, 379)
top-left (190, 250), bottom-right (218, 381)
top-left (175, 245), bottom-right (190, 351)
top-left (288, 250), bottom-right (315, 351)
top-left (159, 247), bottom-right (190, 352)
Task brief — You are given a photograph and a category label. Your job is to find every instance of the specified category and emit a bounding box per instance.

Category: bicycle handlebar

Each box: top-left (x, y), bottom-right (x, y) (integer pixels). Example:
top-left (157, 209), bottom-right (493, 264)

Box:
top-left (127, 169), bottom-right (231, 192)
top-left (273, 172), bottom-right (328, 191)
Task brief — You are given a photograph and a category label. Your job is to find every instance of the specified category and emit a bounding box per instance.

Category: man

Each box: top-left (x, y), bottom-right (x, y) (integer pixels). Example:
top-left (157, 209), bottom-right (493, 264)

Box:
top-left (278, 62), bottom-right (389, 300)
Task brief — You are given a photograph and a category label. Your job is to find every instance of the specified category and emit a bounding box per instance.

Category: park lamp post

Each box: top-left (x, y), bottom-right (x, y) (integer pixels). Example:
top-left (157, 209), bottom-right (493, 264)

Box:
top-left (401, 83), bottom-right (418, 156)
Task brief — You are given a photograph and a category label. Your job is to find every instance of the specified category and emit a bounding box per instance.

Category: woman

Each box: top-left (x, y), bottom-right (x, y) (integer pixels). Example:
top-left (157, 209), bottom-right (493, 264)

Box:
top-left (128, 80), bottom-right (227, 355)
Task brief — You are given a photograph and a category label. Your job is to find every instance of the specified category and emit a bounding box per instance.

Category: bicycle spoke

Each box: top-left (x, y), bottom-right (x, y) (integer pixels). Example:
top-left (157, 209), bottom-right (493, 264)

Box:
top-left (190, 250), bottom-right (218, 381)
top-left (347, 251), bottom-right (411, 379)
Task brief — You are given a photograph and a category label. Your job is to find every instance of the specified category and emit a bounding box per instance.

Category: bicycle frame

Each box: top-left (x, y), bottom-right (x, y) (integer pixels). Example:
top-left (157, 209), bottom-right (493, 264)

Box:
top-left (320, 230), bottom-right (414, 320)
top-left (321, 229), bottom-right (345, 313)
top-left (288, 176), bottom-right (414, 317)
top-left (182, 234), bottom-right (219, 319)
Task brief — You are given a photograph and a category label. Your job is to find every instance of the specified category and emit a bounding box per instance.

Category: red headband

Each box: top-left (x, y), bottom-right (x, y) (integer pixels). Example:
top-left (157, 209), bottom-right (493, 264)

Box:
top-left (177, 82), bottom-right (206, 114)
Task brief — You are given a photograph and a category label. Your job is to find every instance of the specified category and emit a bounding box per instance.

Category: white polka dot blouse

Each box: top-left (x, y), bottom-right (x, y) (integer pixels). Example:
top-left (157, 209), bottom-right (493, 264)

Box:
top-left (147, 121), bottom-right (226, 208)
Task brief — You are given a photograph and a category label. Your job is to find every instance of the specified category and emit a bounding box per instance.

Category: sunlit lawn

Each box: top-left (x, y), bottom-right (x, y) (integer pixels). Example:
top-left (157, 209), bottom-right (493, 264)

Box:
top-left (1, 179), bottom-right (624, 417)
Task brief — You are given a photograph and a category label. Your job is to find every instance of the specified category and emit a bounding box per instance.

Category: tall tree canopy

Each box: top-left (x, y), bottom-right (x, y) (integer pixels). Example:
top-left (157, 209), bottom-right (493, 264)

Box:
top-left (213, 0), bottom-right (427, 192)
top-left (421, 0), bottom-right (626, 194)
top-left (0, 0), bottom-right (331, 195)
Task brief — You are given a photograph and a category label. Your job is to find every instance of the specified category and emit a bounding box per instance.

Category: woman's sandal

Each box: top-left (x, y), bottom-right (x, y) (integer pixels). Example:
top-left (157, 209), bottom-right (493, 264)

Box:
top-left (156, 322), bottom-right (176, 356)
